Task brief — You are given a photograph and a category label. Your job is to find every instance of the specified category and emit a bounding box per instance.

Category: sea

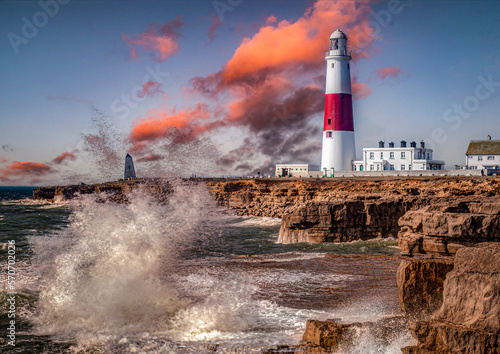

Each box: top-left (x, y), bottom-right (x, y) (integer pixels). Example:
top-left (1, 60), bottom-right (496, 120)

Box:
top-left (0, 182), bottom-right (415, 353)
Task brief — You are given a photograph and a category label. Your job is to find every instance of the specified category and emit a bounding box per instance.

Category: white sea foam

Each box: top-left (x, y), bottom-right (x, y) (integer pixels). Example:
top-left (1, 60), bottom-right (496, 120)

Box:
top-left (31, 181), bottom-right (225, 342)
top-left (233, 216), bottom-right (282, 227)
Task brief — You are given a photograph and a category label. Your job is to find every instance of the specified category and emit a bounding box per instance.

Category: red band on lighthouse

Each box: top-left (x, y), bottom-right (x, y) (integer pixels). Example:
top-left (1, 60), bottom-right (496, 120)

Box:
top-left (323, 93), bottom-right (354, 131)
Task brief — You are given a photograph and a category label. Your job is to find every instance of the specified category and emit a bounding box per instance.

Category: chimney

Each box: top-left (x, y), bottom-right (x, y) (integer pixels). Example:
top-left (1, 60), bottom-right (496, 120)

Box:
top-left (410, 141), bottom-right (416, 148)
top-left (400, 140), bottom-right (407, 148)
top-left (378, 141), bottom-right (385, 148)
top-left (420, 141), bottom-right (425, 149)
top-left (487, 135), bottom-right (492, 140)
top-left (389, 142), bottom-right (395, 148)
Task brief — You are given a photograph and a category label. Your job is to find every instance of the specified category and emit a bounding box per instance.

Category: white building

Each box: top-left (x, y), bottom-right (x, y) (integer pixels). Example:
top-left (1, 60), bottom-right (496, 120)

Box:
top-left (353, 140), bottom-right (445, 172)
top-left (465, 135), bottom-right (500, 171)
top-left (275, 164), bottom-right (309, 177)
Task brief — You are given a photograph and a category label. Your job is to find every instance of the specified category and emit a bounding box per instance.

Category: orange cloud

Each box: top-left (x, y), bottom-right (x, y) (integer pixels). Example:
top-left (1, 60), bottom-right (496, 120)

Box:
top-left (221, 0), bottom-right (374, 85)
top-left (52, 151), bottom-right (78, 164)
top-left (0, 161), bottom-right (52, 182)
top-left (122, 17), bottom-right (184, 61)
top-left (129, 103), bottom-right (211, 147)
top-left (374, 66), bottom-right (402, 80)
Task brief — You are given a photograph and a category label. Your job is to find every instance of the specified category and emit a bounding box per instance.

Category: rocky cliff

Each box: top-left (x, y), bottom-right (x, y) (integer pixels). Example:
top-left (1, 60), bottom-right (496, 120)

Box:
top-left (403, 243), bottom-right (500, 353)
top-left (205, 177), bottom-right (499, 218)
top-left (277, 197), bottom-right (423, 243)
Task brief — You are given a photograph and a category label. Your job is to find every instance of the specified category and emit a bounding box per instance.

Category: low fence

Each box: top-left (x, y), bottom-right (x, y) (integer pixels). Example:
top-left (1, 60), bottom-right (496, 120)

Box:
top-left (328, 169), bottom-right (482, 178)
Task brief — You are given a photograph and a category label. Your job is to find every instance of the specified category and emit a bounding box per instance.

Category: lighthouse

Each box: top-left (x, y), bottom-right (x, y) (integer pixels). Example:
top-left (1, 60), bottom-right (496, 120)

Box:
top-left (321, 29), bottom-right (356, 174)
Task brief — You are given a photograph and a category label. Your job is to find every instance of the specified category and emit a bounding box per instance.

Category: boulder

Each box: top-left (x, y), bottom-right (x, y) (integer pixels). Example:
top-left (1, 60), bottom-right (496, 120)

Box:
top-left (301, 316), bottom-right (409, 352)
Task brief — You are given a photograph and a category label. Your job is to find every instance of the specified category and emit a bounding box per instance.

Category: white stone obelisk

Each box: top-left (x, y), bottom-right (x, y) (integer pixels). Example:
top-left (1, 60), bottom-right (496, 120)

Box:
top-left (124, 153), bottom-right (136, 179)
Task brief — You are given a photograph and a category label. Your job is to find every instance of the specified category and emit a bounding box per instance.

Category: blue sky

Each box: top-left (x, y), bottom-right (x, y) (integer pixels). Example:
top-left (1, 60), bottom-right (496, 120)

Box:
top-left (1, 0), bottom-right (499, 185)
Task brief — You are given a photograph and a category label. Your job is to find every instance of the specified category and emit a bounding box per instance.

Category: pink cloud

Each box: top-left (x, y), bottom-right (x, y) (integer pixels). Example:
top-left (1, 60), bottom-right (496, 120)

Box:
top-left (122, 17), bottom-right (184, 62)
top-left (207, 14), bottom-right (222, 43)
top-left (0, 161), bottom-right (52, 182)
top-left (137, 81), bottom-right (166, 99)
top-left (137, 154), bottom-right (164, 162)
top-left (0, 157), bottom-right (7, 164)
top-left (52, 151), bottom-right (78, 165)
top-left (374, 66), bottom-right (402, 80)
top-left (352, 78), bottom-right (372, 100)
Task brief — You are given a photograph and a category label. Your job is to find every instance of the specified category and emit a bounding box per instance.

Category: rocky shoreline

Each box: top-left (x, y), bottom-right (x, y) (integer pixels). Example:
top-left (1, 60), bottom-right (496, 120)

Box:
top-left (32, 176), bottom-right (500, 352)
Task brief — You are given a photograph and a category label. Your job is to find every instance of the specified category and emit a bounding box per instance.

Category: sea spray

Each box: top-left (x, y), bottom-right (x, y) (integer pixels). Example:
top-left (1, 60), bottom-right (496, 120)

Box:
top-left (30, 180), bottom-right (246, 345)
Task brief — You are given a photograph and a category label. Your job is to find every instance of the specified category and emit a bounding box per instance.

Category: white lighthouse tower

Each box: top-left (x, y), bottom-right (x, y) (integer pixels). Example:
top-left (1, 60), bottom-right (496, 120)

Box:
top-left (321, 29), bottom-right (356, 174)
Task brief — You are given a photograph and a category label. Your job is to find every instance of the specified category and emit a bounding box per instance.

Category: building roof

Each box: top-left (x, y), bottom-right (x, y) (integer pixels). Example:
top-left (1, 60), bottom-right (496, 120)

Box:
top-left (466, 140), bottom-right (500, 155)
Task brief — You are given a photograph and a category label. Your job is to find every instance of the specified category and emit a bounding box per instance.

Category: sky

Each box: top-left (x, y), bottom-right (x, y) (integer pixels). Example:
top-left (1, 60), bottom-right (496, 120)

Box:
top-left (1, 0), bottom-right (500, 185)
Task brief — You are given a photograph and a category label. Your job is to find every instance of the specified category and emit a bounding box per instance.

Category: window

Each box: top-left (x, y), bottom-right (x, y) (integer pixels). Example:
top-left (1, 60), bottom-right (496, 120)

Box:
top-left (478, 156), bottom-right (483, 161)
top-left (327, 118), bottom-right (331, 125)
top-left (380, 152), bottom-right (384, 159)
top-left (390, 152), bottom-right (394, 159)
top-left (390, 164), bottom-right (395, 170)
top-left (326, 132), bottom-right (332, 138)
top-left (347, 63), bottom-right (350, 70)
top-left (369, 152), bottom-right (374, 159)
top-left (370, 165), bottom-right (374, 171)
top-left (340, 93), bottom-right (344, 98)
top-left (409, 164), bottom-right (412, 170)
top-left (401, 164), bottom-right (405, 170)
top-left (427, 153), bottom-right (430, 159)
top-left (488, 156), bottom-right (495, 160)
top-left (401, 152), bottom-right (406, 159)
top-left (331, 63), bottom-right (334, 68)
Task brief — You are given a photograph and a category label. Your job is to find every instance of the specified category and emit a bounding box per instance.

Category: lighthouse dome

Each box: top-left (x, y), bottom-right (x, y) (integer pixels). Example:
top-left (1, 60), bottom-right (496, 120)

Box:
top-left (330, 29), bottom-right (347, 39)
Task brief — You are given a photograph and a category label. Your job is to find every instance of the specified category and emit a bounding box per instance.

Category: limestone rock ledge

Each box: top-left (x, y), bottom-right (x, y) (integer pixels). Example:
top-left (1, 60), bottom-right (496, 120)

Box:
top-left (278, 198), bottom-right (421, 243)
top-left (403, 243), bottom-right (500, 353)
top-left (398, 198), bottom-right (500, 255)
